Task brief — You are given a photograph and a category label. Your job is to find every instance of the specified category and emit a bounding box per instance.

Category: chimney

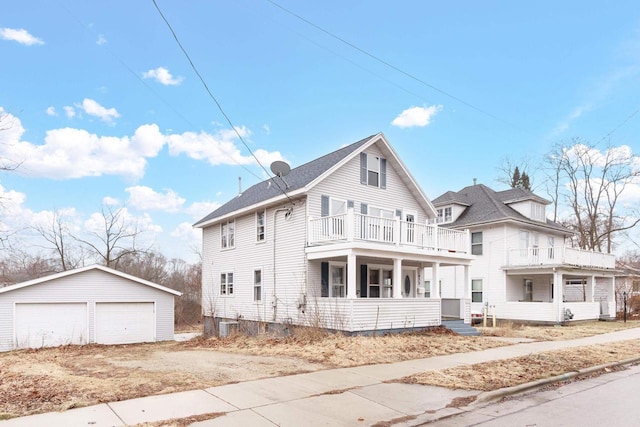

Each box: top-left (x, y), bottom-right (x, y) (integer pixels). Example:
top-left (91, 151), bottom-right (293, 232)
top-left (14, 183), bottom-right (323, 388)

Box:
top-left (473, 178), bottom-right (477, 185)
top-left (238, 176), bottom-right (242, 195)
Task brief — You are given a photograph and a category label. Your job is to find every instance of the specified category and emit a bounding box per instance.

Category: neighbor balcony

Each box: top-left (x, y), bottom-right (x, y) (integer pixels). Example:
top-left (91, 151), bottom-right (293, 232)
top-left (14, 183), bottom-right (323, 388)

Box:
top-left (507, 246), bottom-right (616, 269)
top-left (307, 210), bottom-right (469, 253)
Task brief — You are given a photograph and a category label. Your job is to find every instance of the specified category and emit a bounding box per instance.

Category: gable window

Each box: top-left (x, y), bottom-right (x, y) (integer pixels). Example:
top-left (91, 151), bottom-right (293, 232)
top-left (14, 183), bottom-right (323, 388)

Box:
top-left (524, 279), bottom-right (533, 302)
top-left (360, 152), bottom-right (387, 188)
top-left (471, 279), bottom-right (483, 303)
top-left (437, 207), bottom-right (452, 223)
top-left (256, 211), bottom-right (265, 242)
top-left (221, 219), bottom-right (235, 249)
top-left (254, 269), bottom-right (262, 302)
top-left (471, 231), bottom-right (483, 255)
top-left (220, 272), bottom-right (234, 296)
top-left (530, 202), bottom-right (545, 221)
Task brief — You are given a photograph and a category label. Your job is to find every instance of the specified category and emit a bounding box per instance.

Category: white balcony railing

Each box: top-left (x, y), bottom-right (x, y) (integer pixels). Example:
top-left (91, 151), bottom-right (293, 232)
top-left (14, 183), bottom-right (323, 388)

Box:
top-left (308, 210), bottom-right (470, 253)
top-left (507, 246), bottom-right (615, 269)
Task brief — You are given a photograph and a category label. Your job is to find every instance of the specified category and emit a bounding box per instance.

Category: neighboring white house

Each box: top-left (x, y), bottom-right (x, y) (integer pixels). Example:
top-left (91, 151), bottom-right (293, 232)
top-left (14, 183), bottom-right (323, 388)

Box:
top-left (429, 184), bottom-right (617, 323)
top-left (195, 133), bottom-right (475, 335)
top-left (0, 265), bottom-right (182, 352)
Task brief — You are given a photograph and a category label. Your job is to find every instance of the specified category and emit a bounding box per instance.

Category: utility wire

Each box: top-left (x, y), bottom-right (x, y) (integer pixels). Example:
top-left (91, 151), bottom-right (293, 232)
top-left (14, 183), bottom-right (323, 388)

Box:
top-left (266, 0), bottom-right (526, 133)
top-left (152, 0), bottom-right (293, 202)
top-left (595, 107), bottom-right (640, 146)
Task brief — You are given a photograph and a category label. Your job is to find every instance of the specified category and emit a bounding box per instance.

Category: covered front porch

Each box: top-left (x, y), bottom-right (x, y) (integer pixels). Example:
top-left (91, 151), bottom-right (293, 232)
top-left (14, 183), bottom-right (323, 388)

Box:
top-left (496, 266), bottom-right (616, 323)
top-left (304, 242), bottom-right (474, 333)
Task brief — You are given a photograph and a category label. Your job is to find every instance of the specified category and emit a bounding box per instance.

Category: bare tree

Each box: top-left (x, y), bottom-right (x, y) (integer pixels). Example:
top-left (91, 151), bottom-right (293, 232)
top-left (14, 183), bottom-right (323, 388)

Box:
top-left (31, 210), bottom-right (87, 271)
top-left (74, 204), bottom-right (150, 268)
top-left (545, 139), bottom-right (640, 253)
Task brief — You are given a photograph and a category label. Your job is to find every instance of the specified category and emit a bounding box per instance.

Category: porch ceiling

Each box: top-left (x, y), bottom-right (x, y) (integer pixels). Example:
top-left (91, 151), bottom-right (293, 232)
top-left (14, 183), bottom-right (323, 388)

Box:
top-left (305, 241), bottom-right (473, 266)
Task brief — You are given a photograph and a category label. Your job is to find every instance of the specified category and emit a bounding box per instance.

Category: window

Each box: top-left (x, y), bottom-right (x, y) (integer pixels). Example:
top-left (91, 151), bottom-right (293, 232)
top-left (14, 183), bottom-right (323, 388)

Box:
top-left (471, 279), bottom-right (483, 303)
top-left (437, 207), bottom-right (452, 223)
top-left (530, 202), bottom-right (545, 221)
top-left (471, 231), bottom-right (483, 255)
top-left (330, 198), bottom-right (346, 236)
top-left (256, 211), bottom-right (265, 242)
top-left (331, 264), bottom-right (346, 298)
top-left (220, 272), bottom-right (234, 296)
top-left (548, 236), bottom-right (555, 260)
top-left (254, 269), bottom-right (262, 302)
top-left (368, 206), bottom-right (395, 242)
top-left (524, 279), bottom-right (533, 302)
top-left (519, 230), bottom-right (529, 256)
top-left (423, 280), bottom-right (431, 298)
top-left (221, 219), bottom-right (235, 249)
top-left (360, 152), bottom-right (387, 188)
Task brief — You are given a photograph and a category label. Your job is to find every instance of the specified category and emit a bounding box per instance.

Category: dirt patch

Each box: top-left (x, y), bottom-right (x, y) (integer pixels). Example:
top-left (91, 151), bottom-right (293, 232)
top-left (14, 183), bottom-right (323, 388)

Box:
top-left (402, 339), bottom-right (640, 391)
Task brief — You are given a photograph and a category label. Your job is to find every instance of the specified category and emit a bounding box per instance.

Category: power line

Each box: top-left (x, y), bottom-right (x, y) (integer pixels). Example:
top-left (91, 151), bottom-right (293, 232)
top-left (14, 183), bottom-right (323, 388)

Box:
top-left (266, 0), bottom-right (526, 133)
top-left (595, 107), bottom-right (640, 146)
top-left (151, 0), bottom-right (292, 202)
top-left (56, 0), bottom-right (265, 183)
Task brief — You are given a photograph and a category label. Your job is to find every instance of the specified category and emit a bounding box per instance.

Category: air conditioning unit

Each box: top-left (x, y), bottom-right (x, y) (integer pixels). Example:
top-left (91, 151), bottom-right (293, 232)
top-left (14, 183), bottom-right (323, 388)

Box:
top-left (219, 321), bottom-right (238, 338)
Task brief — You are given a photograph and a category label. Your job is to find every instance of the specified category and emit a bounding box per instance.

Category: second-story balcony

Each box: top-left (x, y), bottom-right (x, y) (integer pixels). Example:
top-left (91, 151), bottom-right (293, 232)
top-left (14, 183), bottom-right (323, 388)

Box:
top-left (307, 210), bottom-right (470, 253)
top-left (507, 246), bottom-right (616, 270)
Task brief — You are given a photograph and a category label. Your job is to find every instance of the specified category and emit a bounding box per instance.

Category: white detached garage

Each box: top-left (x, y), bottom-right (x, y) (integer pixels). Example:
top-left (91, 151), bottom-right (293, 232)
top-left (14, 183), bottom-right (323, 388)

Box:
top-left (0, 265), bottom-right (182, 352)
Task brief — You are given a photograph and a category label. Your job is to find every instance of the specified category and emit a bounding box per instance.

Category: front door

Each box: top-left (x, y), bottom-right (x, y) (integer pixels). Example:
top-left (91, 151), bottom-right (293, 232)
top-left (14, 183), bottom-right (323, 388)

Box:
top-left (402, 269), bottom-right (415, 298)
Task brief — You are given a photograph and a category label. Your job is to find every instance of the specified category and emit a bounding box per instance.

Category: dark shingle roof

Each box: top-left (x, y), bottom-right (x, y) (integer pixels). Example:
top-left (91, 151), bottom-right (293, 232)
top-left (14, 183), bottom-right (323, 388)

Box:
top-left (432, 184), bottom-right (569, 233)
top-left (194, 134), bottom-right (378, 227)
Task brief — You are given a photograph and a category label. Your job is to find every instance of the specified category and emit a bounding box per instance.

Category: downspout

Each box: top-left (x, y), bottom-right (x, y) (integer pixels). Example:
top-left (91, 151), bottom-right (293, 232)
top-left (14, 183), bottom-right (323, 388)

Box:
top-left (273, 205), bottom-right (293, 322)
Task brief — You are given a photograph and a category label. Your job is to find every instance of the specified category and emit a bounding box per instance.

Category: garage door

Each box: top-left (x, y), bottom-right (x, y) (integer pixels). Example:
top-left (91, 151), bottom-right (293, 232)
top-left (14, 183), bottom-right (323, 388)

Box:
top-left (15, 303), bottom-right (88, 349)
top-left (95, 302), bottom-right (155, 345)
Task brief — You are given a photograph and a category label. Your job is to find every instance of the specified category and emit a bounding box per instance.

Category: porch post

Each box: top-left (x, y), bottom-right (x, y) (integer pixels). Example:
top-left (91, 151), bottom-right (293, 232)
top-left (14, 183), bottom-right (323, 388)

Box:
top-left (464, 265), bottom-right (471, 299)
top-left (393, 258), bottom-right (402, 298)
top-left (589, 275), bottom-right (596, 302)
top-left (347, 252), bottom-right (357, 299)
top-left (553, 269), bottom-right (562, 322)
top-left (432, 262), bottom-right (441, 299)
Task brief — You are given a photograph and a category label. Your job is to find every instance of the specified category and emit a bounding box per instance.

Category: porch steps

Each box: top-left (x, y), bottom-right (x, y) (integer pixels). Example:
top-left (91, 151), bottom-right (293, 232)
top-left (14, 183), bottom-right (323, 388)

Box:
top-left (441, 319), bottom-right (480, 336)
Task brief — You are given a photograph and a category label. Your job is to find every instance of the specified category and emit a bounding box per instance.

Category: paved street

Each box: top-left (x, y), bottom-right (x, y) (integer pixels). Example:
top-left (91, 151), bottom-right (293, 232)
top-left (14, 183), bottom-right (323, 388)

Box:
top-left (427, 363), bottom-right (640, 427)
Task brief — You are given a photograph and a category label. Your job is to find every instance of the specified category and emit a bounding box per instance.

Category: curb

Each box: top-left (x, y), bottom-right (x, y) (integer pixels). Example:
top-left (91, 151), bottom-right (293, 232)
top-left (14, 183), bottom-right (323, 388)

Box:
top-left (474, 355), bottom-right (640, 404)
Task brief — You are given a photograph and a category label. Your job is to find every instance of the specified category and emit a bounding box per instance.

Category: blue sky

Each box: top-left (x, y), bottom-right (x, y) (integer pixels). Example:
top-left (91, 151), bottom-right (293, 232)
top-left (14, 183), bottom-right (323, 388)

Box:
top-left (1, 1), bottom-right (639, 261)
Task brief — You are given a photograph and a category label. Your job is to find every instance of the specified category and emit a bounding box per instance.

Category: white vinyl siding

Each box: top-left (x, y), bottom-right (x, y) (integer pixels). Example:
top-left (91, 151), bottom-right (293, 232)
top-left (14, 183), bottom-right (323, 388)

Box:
top-left (0, 268), bottom-right (175, 352)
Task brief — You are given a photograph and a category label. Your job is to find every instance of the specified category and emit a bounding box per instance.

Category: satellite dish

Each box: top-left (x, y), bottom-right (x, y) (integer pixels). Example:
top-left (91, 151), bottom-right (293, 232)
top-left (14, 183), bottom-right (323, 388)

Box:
top-left (270, 160), bottom-right (291, 177)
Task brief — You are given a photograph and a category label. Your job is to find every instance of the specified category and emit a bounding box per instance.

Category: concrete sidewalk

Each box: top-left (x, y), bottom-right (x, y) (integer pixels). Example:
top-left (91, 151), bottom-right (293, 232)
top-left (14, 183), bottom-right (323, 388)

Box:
top-left (3, 327), bottom-right (640, 427)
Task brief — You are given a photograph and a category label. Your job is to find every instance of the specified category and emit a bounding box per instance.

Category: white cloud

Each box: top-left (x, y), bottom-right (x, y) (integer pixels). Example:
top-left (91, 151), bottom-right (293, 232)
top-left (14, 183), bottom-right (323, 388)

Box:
top-left (171, 222), bottom-right (201, 243)
top-left (78, 98), bottom-right (120, 123)
top-left (142, 67), bottom-right (184, 86)
top-left (0, 27), bottom-right (44, 46)
top-left (96, 34), bottom-right (107, 45)
top-left (0, 110), bottom-right (283, 180)
top-left (45, 106), bottom-right (57, 116)
top-left (102, 196), bottom-right (120, 206)
top-left (126, 186), bottom-right (185, 213)
top-left (186, 201), bottom-right (221, 220)
top-left (391, 105), bottom-right (443, 128)
top-left (63, 106), bottom-right (76, 119)
top-left (167, 126), bottom-right (285, 166)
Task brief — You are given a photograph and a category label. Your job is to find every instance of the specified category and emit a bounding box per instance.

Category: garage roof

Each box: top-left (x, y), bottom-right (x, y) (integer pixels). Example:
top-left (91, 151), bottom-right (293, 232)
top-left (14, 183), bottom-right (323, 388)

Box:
top-left (0, 265), bottom-right (182, 296)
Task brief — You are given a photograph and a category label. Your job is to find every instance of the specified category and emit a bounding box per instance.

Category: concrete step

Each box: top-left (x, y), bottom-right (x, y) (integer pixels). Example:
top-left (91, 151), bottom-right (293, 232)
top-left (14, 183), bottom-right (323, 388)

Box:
top-left (441, 320), bottom-right (480, 336)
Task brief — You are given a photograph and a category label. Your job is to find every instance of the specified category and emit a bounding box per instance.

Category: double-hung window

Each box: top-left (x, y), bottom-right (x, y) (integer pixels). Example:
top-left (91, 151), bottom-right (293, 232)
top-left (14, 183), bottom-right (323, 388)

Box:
top-left (471, 231), bottom-right (483, 255)
top-left (331, 263), bottom-right (346, 298)
top-left (471, 279), bottom-right (483, 303)
top-left (437, 207), bottom-right (452, 223)
top-left (256, 211), bottom-right (265, 242)
top-left (360, 153), bottom-right (387, 188)
top-left (254, 269), bottom-right (262, 302)
top-left (220, 272), bottom-right (234, 296)
top-left (221, 219), bottom-right (235, 249)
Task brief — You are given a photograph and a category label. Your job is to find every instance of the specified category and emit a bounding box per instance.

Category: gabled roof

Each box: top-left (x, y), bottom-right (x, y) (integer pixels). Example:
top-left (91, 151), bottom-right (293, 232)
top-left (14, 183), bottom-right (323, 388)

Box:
top-left (432, 184), bottom-right (569, 233)
top-left (194, 133), bottom-right (436, 227)
top-left (0, 264), bottom-right (182, 296)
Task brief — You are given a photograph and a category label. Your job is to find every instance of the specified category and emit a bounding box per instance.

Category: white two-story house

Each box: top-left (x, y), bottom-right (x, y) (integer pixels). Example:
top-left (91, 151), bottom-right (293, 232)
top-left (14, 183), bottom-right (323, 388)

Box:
top-left (430, 184), bottom-right (617, 323)
top-left (194, 133), bottom-right (475, 335)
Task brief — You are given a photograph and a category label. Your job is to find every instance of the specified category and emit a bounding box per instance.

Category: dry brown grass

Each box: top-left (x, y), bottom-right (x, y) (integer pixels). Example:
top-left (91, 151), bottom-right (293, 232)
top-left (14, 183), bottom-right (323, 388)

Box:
top-left (180, 327), bottom-right (506, 368)
top-left (478, 320), bottom-right (640, 341)
top-left (403, 339), bottom-right (640, 391)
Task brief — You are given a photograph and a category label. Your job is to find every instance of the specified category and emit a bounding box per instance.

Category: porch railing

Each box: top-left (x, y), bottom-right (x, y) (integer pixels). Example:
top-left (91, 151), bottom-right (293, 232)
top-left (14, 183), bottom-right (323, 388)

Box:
top-left (507, 246), bottom-right (615, 269)
top-left (308, 210), bottom-right (470, 253)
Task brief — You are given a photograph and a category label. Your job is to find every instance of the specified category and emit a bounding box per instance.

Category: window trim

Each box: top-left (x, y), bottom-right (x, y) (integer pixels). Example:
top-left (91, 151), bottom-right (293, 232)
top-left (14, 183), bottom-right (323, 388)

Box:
top-left (360, 152), bottom-right (387, 188)
top-left (256, 210), bottom-right (266, 243)
top-left (253, 268), bottom-right (262, 302)
top-left (221, 219), bottom-right (236, 250)
top-left (471, 278), bottom-right (483, 303)
top-left (220, 271), bottom-right (234, 296)
top-left (329, 261), bottom-right (347, 298)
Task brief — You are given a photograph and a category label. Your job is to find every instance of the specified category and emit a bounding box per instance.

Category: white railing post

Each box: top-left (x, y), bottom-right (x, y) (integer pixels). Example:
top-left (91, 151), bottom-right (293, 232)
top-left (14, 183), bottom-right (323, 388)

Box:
top-left (434, 223), bottom-right (439, 250)
top-left (465, 229), bottom-right (471, 254)
top-left (346, 208), bottom-right (354, 242)
top-left (395, 217), bottom-right (401, 246)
